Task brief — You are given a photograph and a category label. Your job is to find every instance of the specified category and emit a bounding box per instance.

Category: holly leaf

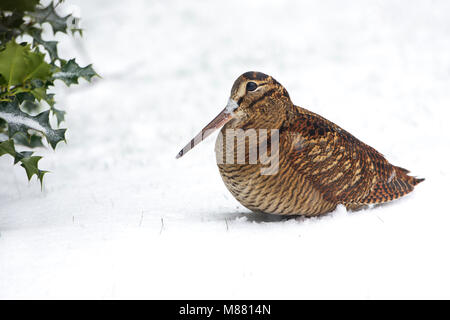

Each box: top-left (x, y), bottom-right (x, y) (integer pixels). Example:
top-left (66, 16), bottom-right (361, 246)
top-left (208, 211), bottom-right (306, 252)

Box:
top-left (53, 59), bottom-right (98, 86)
top-left (20, 98), bottom-right (40, 114)
top-left (13, 132), bottom-right (44, 148)
top-left (0, 138), bottom-right (15, 156)
top-left (16, 92), bottom-right (35, 103)
top-left (0, 41), bottom-right (28, 86)
top-left (16, 92), bottom-right (40, 114)
top-left (14, 150), bottom-right (34, 164)
top-left (23, 47), bottom-right (53, 82)
top-left (0, 138), bottom-right (35, 164)
top-left (52, 107), bottom-right (65, 125)
top-left (0, 100), bottom-right (66, 149)
top-left (31, 85), bottom-right (55, 107)
top-left (0, 41), bottom-right (52, 88)
top-left (0, 0), bottom-right (97, 188)
top-left (34, 110), bottom-right (66, 148)
top-left (20, 155), bottom-right (47, 183)
top-left (0, 138), bottom-right (46, 184)
top-left (28, 2), bottom-right (71, 35)
top-left (29, 28), bottom-right (59, 62)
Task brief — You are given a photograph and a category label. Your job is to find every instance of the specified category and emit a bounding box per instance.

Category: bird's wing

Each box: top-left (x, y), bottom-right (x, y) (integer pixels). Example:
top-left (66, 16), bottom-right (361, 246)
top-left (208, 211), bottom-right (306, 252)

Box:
top-left (282, 107), bottom-right (395, 204)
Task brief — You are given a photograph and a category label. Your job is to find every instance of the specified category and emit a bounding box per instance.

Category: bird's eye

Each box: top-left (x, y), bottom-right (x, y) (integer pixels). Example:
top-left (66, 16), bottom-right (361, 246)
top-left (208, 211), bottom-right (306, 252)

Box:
top-left (246, 82), bottom-right (258, 92)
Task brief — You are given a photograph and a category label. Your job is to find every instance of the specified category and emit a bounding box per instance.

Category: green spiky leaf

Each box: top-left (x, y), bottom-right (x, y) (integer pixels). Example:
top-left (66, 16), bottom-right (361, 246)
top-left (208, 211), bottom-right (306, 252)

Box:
top-left (52, 107), bottom-right (65, 125)
top-left (0, 138), bottom-right (15, 156)
top-left (20, 155), bottom-right (47, 183)
top-left (14, 150), bottom-right (34, 164)
top-left (30, 85), bottom-right (55, 107)
top-left (29, 28), bottom-right (59, 62)
top-left (0, 0), bottom-right (39, 12)
top-left (0, 1), bottom-right (97, 187)
top-left (0, 41), bottom-right (52, 88)
top-left (13, 132), bottom-right (44, 148)
top-left (16, 92), bottom-right (35, 103)
top-left (0, 138), bottom-right (46, 184)
top-left (0, 100), bottom-right (66, 149)
top-left (28, 2), bottom-right (70, 35)
top-left (53, 59), bottom-right (98, 86)
top-left (16, 92), bottom-right (40, 113)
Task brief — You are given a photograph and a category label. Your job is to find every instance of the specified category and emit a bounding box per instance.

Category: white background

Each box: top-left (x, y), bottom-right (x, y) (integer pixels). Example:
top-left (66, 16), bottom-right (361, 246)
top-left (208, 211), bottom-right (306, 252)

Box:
top-left (1, 0), bottom-right (449, 299)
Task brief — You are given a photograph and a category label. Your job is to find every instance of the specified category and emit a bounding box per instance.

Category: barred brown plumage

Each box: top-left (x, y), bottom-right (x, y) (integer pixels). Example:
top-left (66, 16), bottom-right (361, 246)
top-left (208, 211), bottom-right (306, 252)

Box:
top-left (176, 71), bottom-right (424, 216)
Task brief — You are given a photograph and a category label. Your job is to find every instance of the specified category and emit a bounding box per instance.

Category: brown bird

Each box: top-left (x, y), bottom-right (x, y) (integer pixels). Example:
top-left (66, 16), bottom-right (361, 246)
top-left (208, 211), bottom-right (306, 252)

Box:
top-left (176, 71), bottom-right (424, 216)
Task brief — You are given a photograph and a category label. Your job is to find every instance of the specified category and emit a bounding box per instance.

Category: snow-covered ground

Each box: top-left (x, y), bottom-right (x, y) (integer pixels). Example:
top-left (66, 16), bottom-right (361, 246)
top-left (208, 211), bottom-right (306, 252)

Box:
top-left (1, 0), bottom-right (450, 299)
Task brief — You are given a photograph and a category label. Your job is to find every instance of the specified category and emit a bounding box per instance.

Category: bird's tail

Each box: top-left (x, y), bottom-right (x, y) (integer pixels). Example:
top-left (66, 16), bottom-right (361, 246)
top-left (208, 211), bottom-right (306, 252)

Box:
top-left (360, 165), bottom-right (424, 204)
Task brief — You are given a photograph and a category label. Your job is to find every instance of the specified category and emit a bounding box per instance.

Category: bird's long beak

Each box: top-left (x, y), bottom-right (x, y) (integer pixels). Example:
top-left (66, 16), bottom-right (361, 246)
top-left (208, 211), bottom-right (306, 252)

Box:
top-left (176, 99), bottom-right (238, 159)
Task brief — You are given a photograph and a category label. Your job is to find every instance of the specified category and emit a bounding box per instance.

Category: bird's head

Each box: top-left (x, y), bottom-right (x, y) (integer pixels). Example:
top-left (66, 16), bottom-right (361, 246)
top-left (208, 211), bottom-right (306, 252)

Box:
top-left (176, 71), bottom-right (291, 159)
top-left (227, 71), bottom-right (290, 118)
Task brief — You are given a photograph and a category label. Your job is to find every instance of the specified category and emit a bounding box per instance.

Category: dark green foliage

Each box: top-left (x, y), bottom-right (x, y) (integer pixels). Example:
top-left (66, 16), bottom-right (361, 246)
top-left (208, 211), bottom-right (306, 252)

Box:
top-left (0, 0), bottom-right (39, 13)
top-left (0, 1), bottom-right (98, 185)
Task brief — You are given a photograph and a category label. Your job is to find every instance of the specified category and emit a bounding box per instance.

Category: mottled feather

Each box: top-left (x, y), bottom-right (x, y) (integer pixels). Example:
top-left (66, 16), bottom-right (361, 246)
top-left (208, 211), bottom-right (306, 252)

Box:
top-left (284, 106), bottom-right (423, 209)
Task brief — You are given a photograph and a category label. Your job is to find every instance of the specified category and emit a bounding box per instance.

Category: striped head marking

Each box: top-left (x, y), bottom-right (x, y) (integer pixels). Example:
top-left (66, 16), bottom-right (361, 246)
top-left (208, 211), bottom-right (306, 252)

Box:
top-left (229, 72), bottom-right (290, 113)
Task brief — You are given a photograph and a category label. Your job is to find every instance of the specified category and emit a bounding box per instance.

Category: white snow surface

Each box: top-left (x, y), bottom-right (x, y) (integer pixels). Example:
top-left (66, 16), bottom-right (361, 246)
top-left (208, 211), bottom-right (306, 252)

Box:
top-left (1, 0), bottom-right (450, 299)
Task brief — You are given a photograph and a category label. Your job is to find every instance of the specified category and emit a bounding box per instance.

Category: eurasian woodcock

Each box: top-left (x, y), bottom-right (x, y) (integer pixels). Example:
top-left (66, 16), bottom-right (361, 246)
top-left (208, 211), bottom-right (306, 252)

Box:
top-left (176, 72), bottom-right (423, 216)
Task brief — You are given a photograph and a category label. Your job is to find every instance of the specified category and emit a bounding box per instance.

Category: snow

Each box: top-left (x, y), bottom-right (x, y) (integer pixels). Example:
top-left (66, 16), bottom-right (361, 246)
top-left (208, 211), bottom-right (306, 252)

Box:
top-left (1, 0), bottom-right (450, 299)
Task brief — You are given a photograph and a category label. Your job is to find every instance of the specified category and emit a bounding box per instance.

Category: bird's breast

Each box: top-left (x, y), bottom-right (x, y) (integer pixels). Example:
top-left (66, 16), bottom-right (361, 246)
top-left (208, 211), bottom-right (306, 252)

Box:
top-left (214, 126), bottom-right (335, 215)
